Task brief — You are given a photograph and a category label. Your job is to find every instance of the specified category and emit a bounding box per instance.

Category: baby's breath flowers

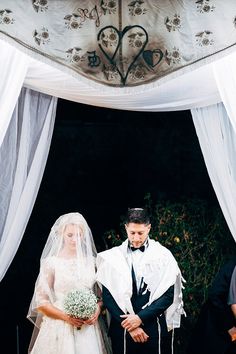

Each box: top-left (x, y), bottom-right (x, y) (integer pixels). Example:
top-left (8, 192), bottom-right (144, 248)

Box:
top-left (63, 289), bottom-right (97, 320)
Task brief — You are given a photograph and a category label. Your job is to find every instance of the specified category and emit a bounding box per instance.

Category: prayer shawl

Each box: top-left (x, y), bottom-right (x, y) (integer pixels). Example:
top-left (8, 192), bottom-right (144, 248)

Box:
top-left (96, 239), bottom-right (185, 330)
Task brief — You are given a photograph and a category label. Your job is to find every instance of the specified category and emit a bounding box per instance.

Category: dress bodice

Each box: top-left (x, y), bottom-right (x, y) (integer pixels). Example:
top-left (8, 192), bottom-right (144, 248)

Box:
top-left (36, 256), bottom-right (96, 308)
top-left (53, 257), bottom-right (95, 294)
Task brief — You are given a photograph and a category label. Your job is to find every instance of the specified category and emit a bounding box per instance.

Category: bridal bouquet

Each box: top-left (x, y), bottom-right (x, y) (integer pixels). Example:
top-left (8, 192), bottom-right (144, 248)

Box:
top-left (63, 288), bottom-right (97, 320)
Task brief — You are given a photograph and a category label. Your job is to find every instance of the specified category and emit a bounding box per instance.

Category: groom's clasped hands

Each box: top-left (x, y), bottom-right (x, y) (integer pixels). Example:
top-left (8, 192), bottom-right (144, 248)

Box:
top-left (120, 314), bottom-right (149, 343)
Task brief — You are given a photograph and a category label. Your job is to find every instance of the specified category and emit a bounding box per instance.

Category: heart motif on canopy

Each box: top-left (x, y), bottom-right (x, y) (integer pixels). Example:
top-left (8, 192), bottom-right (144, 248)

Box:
top-left (142, 49), bottom-right (164, 69)
top-left (98, 25), bottom-right (148, 85)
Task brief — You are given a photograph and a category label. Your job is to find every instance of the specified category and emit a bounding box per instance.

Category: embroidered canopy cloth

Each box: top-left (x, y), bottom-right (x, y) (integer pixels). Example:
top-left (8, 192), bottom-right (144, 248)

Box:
top-left (0, 0), bottom-right (236, 88)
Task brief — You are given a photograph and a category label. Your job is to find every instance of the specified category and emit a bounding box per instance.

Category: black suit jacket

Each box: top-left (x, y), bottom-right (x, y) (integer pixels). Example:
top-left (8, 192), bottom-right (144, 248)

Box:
top-left (102, 283), bottom-right (174, 354)
top-left (186, 257), bottom-right (236, 354)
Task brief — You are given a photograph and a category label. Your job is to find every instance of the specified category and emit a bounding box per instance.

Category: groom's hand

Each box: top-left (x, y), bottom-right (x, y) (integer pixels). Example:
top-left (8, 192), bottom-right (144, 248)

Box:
top-left (128, 327), bottom-right (149, 343)
top-left (120, 314), bottom-right (142, 331)
top-left (228, 326), bottom-right (236, 341)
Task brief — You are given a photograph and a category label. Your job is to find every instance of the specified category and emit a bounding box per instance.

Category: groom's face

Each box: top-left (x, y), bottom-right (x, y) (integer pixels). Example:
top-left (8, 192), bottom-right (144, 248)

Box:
top-left (125, 222), bottom-right (151, 248)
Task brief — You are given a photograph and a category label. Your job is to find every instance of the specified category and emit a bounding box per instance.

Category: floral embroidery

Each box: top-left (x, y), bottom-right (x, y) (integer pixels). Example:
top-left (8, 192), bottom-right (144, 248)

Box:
top-left (32, 0), bottom-right (48, 13)
top-left (128, 1), bottom-right (147, 16)
top-left (0, 9), bottom-right (14, 25)
top-left (33, 27), bottom-right (50, 45)
top-left (64, 14), bottom-right (82, 30)
top-left (195, 30), bottom-right (214, 46)
top-left (195, 0), bottom-right (215, 13)
top-left (165, 47), bottom-right (181, 65)
top-left (102, 64), bottom-right (119, 81)
top-left (128, 64), bottom-right (146, 81)
top-left (99, 27), bottom-right (119, 48)
top-left (101, 0), bottom-right (117, 15)
top-left (164, 14), bottom-right (181, 32)
top-left (65, 47), bottom-right (85, 64)
top-left (128, 31), bottom-right (146, 48)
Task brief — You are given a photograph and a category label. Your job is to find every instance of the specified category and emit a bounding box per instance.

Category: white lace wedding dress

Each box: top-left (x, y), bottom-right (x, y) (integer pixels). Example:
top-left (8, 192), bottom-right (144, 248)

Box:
top-left (30, 256), bottom-right (109, 354)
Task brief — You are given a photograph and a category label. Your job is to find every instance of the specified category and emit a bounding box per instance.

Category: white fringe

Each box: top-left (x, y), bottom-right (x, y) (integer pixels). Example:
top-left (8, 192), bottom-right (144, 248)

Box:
top-left (171, 327), bottom-right (175, 354)
top-left (123, 328), bottom-right (126, 354)
top-left (157, 317), bottom-right (161, 354)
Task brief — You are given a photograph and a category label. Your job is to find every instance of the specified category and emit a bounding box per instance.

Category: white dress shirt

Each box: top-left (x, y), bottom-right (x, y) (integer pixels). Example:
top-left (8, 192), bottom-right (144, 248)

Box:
top-left (127, 238), bottom-right (149, 292)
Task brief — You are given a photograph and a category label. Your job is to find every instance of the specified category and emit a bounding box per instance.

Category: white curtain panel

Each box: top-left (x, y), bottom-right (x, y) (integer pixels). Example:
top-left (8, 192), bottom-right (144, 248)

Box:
top-left (213, 51), bottom-right (236, 135)
top-left (191, 103), bottom-right (236, 242)
top-left (0, 88), bottom-right (57, 281)
top-left (0, 39), bottom-right (30, 146)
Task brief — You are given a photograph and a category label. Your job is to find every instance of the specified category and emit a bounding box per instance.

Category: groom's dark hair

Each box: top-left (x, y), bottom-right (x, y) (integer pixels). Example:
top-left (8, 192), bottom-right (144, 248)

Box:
top-left (125, 208), bottom-right (150, 225)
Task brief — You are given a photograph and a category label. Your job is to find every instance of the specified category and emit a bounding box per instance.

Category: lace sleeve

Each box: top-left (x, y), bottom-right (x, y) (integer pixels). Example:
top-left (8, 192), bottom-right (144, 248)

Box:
top-left (35, 257), bottom-right (55, 307)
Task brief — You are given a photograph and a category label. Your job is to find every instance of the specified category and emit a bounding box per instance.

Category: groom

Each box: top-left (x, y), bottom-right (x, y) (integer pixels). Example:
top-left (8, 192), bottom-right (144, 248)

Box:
top-left (96, 208), bottom-right (185, 354)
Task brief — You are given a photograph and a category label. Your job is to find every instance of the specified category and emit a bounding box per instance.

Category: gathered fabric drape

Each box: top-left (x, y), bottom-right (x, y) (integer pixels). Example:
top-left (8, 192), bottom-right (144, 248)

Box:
top-left (0, 87), bottom-right (57, 281)
top-left (191, 51), bottom-right (236, 243)
top-left (24, 53), bottom-right (221, 111)
top-left (191, 103), bottom-right (236, 242)
top-left (0, 38), bottom-right (30, 146)
top-left (0, 37), bottom-right (227, 113)
top-left (213, 50), bottom-right (236, 135)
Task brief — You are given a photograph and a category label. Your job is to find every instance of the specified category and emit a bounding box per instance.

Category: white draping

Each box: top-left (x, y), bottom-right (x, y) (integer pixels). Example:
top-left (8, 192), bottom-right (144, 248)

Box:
top-left (191, 103), bottom-right (236, 242)
top-left (0, 39), bottom-right (29, 146)
top-left (0, 86), bottom-right (57, 281)
top-left (0, 37), bottom-right (226, 112)
top-left (1, 37), bottom-right (236, 281)
top-left (0, 36), bottom-right (222, 112)
top-left (191, 52), bottom-right (236, 243)
top-left (24, 53), bottom-right (221, 111)
top-left (213, 51), bottom-right (236, 135)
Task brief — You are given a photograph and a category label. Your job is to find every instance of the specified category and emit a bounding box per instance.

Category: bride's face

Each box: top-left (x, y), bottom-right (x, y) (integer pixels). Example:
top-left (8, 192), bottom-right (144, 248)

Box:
top-left (63, 223), bottom-right (82, 251)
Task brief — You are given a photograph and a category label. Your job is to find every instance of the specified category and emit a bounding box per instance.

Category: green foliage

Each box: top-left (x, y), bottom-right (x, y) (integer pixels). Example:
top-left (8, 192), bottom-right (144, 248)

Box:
top-left (103, 194), bottom-right (236, 329)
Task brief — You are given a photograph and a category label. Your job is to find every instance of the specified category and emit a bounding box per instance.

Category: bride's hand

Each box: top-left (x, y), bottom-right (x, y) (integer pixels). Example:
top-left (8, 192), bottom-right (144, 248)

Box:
top-left (65, 314), bottom-right (84, 327)
top-left (83, 305), bottom-right (101, 325)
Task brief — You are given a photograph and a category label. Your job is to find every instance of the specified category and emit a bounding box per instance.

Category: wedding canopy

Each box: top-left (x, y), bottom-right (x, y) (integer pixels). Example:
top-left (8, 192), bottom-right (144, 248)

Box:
top-left (1, 0), bottom-right (236, 281)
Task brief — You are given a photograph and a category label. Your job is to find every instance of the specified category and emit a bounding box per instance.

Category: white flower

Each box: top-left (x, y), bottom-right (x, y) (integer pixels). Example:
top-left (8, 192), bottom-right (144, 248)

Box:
top-left (63, 289), bottom-right (97, 319)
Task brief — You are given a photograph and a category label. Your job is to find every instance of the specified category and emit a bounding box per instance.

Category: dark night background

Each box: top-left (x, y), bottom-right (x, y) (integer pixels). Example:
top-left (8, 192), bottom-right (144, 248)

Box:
top-left (0, 98), bottom-right (219, 354)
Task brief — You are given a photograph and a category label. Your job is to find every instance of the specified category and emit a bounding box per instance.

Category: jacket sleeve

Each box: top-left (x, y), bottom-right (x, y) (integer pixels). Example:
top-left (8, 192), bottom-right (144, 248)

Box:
top-left (209, 259), bottom-right (236, 330)
top-left (102, 285), bottom-right (125, 323)
top-left (138, 285), bottom-right (174, 323)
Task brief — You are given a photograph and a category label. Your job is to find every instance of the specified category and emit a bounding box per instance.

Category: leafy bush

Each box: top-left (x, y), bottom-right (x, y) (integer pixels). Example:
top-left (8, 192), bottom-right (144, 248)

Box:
top-left (102, 194), bottom-right (236, 352)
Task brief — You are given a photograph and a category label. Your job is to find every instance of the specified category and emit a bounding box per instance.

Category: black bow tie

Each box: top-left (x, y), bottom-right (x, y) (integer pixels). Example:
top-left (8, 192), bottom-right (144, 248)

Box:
top-left (130, 245), bottom-right (145, 252)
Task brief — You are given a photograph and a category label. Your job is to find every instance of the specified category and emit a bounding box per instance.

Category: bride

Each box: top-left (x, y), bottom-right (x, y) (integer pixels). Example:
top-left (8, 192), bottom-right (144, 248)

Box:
top-left (27, 212), bottom-right (111, 354)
